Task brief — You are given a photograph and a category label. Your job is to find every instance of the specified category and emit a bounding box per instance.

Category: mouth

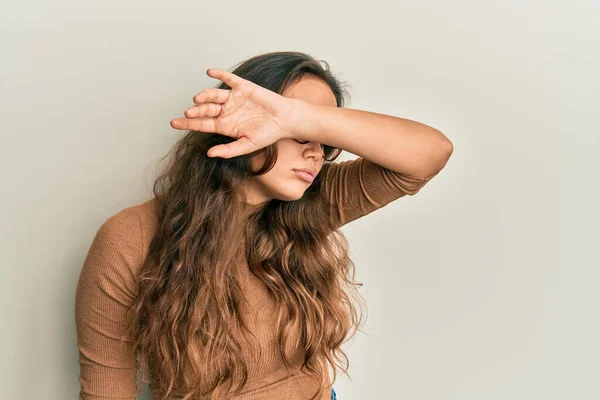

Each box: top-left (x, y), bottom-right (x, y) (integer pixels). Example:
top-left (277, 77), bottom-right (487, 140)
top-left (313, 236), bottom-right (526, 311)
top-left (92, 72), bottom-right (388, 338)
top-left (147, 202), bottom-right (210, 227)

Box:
top-left (293, 169), bottom-right (316, 183)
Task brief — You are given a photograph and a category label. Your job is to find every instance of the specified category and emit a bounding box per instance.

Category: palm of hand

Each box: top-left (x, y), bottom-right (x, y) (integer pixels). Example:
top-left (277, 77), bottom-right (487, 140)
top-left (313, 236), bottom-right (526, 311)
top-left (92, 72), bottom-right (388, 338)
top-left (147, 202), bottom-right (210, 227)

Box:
top-left (170, 69), bottom-right (296, 159)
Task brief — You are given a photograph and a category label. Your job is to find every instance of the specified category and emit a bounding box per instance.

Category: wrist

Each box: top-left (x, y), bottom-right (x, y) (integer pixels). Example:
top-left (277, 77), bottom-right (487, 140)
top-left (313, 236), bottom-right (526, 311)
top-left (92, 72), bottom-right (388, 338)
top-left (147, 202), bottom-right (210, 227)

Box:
top-left (283, 98), bottom-right (317, 141)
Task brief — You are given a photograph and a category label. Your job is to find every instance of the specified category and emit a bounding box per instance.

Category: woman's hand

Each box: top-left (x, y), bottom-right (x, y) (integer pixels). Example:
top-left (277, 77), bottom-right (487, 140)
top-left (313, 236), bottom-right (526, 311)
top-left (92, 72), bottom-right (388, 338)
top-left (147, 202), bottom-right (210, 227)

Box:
top-left (170, 68), bottom-right (297, 159)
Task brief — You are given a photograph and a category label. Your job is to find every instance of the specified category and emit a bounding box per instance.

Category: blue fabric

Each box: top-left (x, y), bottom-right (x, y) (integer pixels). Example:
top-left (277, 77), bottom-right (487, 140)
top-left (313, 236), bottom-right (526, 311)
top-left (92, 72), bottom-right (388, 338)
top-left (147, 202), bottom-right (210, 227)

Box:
top-left (331, 387), bottom-right (337, 400)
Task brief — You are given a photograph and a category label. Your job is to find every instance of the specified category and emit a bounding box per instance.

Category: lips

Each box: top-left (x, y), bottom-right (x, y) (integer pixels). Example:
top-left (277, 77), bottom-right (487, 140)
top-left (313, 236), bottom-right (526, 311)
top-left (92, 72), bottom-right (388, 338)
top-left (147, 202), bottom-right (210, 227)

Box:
top-left (293, 168), bottom-right (316, 183)
top-left (293, 168), bottom-right (317, 178)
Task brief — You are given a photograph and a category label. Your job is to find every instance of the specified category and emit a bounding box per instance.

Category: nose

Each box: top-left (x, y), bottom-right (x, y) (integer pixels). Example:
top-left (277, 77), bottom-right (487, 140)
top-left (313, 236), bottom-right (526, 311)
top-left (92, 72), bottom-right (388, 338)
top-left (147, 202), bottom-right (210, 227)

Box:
top-left (298, 140), bottom-right (324, 160)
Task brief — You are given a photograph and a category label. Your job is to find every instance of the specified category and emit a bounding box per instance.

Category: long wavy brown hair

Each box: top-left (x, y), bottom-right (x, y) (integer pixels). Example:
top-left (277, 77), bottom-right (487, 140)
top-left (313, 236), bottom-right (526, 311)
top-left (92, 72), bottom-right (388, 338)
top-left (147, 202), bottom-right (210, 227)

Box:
top-left (126, 51), bottom-right (367, 400)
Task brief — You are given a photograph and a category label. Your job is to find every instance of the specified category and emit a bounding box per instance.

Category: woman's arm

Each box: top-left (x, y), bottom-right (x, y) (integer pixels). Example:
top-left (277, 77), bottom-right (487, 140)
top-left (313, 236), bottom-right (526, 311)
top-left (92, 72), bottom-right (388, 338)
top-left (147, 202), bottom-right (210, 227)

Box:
top-left (75, 208), bottom-right (143, 399)
top-left (288, 101), bottom-right (453, 229)
top-left (288, 99), bottom-right (453, 178)
top-left (320, 156), bottom-right (439, 230)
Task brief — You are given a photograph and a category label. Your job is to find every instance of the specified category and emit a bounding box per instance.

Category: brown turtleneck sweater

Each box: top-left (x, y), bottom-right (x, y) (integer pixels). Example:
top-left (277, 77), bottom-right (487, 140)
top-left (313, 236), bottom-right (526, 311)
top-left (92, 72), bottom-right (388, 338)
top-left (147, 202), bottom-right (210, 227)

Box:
top-left (75, 157), bottom-right (438, 399)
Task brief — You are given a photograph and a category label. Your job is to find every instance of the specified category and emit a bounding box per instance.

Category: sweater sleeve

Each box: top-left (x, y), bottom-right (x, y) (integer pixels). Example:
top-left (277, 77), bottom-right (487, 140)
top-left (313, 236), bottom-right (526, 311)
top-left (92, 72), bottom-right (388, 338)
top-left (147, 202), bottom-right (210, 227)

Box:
top-left (320, 157), bottom-right (439, 229)
top-left (75, 207), bottom-right (144, 399)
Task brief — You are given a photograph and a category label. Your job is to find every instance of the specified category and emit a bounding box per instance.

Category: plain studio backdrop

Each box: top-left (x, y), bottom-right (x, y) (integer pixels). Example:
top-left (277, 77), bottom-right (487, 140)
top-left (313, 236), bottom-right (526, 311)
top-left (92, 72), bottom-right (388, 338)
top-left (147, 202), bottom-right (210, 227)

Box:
top-left (1, 0), bottom-right (598, 399)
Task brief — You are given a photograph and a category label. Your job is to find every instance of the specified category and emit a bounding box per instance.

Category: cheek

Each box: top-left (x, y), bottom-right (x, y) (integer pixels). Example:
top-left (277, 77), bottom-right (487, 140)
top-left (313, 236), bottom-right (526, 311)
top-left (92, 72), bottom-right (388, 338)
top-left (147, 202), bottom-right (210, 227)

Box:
top-left (258, 169), bottom-right (306, 194)
top-left (263, 168), bottom-right (292, 186)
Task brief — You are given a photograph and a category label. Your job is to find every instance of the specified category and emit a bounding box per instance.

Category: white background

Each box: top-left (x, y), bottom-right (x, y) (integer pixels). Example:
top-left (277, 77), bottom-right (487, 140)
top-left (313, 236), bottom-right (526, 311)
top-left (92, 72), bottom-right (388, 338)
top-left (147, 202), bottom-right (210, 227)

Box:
top-left (1, 0), bottom-right (598, 398)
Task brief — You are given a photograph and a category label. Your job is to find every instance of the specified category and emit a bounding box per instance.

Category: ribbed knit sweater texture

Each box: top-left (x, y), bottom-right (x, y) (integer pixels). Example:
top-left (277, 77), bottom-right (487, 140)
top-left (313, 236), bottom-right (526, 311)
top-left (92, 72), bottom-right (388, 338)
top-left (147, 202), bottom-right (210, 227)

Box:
top-left (75, 157), bottom-right (437, 399)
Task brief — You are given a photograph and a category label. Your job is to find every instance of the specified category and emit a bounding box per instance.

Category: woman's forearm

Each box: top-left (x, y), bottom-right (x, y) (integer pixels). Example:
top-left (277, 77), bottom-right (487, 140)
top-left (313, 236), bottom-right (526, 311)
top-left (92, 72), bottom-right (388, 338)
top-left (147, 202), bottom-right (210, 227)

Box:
top-left (287, 99), bottom-right (453, 178)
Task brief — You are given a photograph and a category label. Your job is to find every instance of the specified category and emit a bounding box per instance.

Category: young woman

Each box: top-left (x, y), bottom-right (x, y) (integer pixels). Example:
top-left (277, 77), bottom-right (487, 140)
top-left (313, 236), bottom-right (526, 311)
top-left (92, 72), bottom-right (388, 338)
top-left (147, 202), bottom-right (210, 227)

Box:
top-left (75, 51), bottom-right (453, 400)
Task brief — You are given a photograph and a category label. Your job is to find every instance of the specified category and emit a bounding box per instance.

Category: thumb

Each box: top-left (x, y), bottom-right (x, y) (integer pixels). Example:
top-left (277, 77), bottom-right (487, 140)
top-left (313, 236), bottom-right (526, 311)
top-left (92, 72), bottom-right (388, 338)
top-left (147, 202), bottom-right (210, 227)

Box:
top-left (207, 136), bottom-right (259, 159)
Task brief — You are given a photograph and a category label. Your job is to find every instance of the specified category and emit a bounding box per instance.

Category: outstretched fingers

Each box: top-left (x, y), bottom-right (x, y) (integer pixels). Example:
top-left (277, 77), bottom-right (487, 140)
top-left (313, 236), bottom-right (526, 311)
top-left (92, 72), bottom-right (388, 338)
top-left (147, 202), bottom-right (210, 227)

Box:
top-left (170, 116), bottom-right (218, 133)
top-left (206, 68), bottom-right (244, 89)
top-left (193, 88), bottom-right (230, 105)
top-left (184, 103), bottom-right (222, 119)
top-left (207, 136), bottom-right (257, 159)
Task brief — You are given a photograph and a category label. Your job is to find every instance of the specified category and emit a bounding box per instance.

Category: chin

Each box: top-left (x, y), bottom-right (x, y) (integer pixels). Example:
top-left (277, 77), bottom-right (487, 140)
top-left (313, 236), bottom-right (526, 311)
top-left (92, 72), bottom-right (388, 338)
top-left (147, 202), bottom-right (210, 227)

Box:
top-left (279, 194), bottom-right (304, 202)
top-left (267, 179), bottom-right (311, 202)
top-left (274, 189), bottom-right (306, 202)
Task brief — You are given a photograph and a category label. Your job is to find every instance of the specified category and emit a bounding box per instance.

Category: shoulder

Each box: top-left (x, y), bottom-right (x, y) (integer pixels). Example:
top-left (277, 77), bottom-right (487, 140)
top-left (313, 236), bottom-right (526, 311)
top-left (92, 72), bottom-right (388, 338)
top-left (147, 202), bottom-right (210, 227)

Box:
top-left (75, 200), bottom-right (161, 339)
top-left (96, 202), bottom-right (145, 254)
top-left (122, 197), bottom-right (160, 259)
top-left (83, 197), bottom-right (159, 282)
top-left (111, 197), bottom-right (160, 240)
